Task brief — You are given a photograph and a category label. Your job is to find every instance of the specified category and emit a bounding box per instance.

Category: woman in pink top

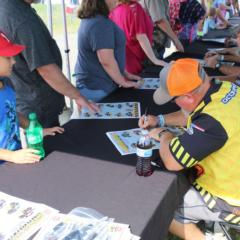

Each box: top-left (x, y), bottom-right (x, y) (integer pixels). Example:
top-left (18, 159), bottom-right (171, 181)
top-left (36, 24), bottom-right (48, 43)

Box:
top-left (109, 0), bottom-right (166, 74)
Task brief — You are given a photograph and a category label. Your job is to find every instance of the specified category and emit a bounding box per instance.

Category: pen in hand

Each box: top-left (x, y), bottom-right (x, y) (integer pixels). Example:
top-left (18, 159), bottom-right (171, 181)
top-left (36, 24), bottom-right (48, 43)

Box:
top-left (143, 108), bottom-right (148, 126)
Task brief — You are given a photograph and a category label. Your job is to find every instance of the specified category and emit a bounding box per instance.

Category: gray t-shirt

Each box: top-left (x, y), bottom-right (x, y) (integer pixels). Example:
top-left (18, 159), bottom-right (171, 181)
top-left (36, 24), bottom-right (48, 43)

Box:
top-left (0, 0), bottom-right (65, 122)
top-left (74, 15), bottom-right (126, 92)
top-left (139, 0), bottom-right (171, 48)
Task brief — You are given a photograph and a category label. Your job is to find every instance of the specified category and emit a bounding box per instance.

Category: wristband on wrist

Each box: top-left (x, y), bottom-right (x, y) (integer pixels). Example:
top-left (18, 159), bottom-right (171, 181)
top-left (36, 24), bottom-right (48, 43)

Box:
top-left (157, 114), bottom-right (165, 127)
top-left (215, 62), bottom-right (222, 69)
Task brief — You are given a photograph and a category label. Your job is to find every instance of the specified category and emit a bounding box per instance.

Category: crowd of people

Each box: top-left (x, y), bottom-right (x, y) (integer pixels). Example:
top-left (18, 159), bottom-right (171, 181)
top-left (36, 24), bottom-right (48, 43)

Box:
top-left (0, 0), bottom-right (240, 240)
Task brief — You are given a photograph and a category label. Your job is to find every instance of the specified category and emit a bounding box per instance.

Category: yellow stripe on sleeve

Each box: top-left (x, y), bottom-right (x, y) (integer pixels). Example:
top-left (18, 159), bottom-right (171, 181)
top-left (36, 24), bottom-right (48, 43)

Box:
top-left (171, 139), bottom-right (180, 153)
top-left (208, 199), bottom-right (216, 209)
top-left (176, 146), bottom-right (184, 159)
top-left (225, 214), bottom-right (236, 222)
top-left (181, 152), bottom-right (190, 165)
top-left (232, 216), bottom-right (240, 224)
top-left (204, 193), bottom-right (211, 203)
top-left (186, 158), bottom-right (196, 167)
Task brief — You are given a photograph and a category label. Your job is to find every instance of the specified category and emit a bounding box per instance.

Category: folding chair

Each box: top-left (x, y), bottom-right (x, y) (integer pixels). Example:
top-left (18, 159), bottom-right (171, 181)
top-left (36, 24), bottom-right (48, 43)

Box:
top-left (219, 222), bottom-right (240, 240)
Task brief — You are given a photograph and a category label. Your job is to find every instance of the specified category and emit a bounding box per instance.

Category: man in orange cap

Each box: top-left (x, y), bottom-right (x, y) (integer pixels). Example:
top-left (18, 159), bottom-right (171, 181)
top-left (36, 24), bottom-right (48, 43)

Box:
top-left (139, 58), bottom-right (240, 240)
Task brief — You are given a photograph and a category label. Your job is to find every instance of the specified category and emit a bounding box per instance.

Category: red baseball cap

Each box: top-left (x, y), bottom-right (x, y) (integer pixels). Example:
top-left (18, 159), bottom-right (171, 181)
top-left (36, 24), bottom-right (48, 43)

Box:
top-left (0, 33), bottom-right (25, 57)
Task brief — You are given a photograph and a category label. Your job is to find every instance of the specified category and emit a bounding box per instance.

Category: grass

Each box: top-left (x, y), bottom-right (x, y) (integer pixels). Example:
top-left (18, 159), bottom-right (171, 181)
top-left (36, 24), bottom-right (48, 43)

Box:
top-left (32, 3), bottom-right (80, 35)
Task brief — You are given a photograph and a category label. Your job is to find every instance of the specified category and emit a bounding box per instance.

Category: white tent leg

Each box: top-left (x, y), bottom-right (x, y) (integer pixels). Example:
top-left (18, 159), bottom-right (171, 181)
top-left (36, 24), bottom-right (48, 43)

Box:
top-left (46, 0), bottom-right (53, 36)
top-left (61, 0), bottom-right (73, 109)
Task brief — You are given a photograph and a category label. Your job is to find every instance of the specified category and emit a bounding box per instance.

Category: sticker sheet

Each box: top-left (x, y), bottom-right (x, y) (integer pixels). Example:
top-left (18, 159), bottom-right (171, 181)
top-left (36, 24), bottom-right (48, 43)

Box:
top-left (71, 102), bottom-right (141, 120)
top-left (139, 78), bottom-right (160, 90)
top-left (0, 191), bottom-right (57, 240)
top-left (106, 128), bottom-right (160, 155)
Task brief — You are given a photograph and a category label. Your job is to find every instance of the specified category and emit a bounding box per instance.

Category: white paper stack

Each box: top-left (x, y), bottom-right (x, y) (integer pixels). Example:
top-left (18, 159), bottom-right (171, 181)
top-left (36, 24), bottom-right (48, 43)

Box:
top-left (33, 213), bottom-right (140, 240)
top-left (0, 191), bottom-right (58, 240)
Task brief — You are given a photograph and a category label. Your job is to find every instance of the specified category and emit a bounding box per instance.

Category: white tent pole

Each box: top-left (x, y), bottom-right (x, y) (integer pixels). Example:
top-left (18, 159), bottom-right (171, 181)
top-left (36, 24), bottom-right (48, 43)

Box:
top-left (61, 0), bottom-right (71, 83)
top-left (46, 0), bottom-right (53, 36)
top-left (61, 0), bottom-right (73, 109)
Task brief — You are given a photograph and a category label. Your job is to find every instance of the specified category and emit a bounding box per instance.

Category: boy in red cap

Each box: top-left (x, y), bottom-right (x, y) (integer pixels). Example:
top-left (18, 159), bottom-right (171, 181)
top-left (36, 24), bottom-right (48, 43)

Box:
top-left (0, 34), bottom-right (64, 164)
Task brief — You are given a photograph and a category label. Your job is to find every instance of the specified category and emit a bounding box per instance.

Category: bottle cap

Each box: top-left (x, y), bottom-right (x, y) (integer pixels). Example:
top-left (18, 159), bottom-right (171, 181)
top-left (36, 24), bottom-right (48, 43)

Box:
top-left (138, 130), bottom-right (151, 147)
top-left (29, 112), bottom-right (37, 120)
top-left (141, 129), bottom-right (149, 136)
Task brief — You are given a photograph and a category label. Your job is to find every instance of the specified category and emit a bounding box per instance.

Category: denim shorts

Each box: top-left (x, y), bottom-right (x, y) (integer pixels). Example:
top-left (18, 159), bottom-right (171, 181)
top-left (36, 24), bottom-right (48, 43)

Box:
top-left (78, 84), bottom-right (110, 102)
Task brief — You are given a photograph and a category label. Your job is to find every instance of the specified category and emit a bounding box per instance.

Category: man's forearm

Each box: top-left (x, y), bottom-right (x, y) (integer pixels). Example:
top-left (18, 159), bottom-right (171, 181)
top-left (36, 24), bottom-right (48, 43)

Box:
top-left (159, 132), bottom-right (183, 171)
top-left (157, 19), bottom-right (179, 44)
top-left (163, 110), bottom-right (188, 127)
top-left (219, 65), bottom-right (240, 76)
top-left (223, 55), bottom-right (240, 63)
top-left (136, 34), bottom-right (159, 64)
top-left (37, 63), bottom-right (81, 100)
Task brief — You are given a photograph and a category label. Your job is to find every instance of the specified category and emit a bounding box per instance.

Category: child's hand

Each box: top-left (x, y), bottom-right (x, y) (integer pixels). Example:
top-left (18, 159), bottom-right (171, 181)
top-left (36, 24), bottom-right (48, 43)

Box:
top-left (9, 149), bottom-right (40, 164)
top-left (43, 127), bottom-right (64, 137)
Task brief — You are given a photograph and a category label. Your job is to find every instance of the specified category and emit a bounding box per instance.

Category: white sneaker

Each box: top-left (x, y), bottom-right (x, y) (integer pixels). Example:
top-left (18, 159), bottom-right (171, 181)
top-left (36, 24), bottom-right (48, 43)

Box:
top-left (205, 232), bottom-right (228, 240)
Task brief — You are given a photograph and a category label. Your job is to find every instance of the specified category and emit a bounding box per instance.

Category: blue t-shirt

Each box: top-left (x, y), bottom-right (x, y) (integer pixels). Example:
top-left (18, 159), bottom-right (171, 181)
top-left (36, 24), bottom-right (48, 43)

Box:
top-left (0, 78), bottom-right (21, 155)
top-left (74, 15), bottom-right (126, 92)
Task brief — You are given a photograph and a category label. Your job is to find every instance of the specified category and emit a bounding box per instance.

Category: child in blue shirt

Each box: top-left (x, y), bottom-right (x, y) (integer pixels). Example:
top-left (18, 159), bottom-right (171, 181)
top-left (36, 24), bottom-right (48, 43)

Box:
top-left (203, 7), bottom-right (218, 35)
top-left (0, 34), bottom-right (64, 164)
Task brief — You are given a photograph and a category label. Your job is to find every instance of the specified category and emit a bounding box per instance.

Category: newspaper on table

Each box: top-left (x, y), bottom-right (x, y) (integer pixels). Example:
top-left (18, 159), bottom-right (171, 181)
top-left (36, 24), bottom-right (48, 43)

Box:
top-left (33, 213), bottom-right (140, 240)
top-left (106, 128), bottom-right (160, 155)
top-left (139, 78), bottom-right (160, 90)
top-left (0, 191), bottom-right (58, 240)
top-left (71, 102), bottom-right (141, 120)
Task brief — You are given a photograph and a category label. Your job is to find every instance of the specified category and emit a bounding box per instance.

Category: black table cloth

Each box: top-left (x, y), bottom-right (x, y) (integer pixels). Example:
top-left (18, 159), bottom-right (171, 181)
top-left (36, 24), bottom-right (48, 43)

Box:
top-left (0, 152), bottom-right (190, 240)
top-left (142, 40), bottom-right (225, 77)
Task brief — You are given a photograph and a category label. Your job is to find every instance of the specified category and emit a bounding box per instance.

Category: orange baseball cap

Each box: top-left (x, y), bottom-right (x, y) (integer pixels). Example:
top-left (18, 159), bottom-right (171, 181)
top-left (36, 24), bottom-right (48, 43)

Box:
top-left (0, 33), bottom-right (25, 57)
top-left (153, 59), bottom-right (204, 105)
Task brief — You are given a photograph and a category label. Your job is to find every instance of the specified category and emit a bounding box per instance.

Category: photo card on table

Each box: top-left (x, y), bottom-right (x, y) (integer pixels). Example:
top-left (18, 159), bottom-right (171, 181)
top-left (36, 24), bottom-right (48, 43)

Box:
top-left (71, 102), bottom-right (141, 120)
top-left (106, 128), bottom-right (160, 155)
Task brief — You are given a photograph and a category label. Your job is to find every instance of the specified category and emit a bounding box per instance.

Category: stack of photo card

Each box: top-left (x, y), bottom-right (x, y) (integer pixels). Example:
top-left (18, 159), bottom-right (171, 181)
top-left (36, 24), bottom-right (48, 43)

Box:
top-left (0, 191), bottom-right (58, 240)
top-left (106, 128), bottom-right (160, 155)
top-left (71, 102), bottom-right (141, 120)
top-left (33, 213), bottom-right (140, 240)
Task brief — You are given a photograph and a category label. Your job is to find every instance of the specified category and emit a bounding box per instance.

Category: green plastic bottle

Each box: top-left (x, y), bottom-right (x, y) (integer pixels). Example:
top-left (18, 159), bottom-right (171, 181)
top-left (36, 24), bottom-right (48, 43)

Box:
top-left (26, 113), bottom-right (45, 160)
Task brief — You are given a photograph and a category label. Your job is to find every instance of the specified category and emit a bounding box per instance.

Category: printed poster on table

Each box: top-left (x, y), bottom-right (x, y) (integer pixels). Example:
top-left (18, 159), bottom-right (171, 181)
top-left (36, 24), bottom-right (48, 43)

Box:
top-left (0, 191), bottom-right (58, 240)
top-left (106, 128), bottom-right (160, 155)
top-left (33, 213), bottom-right (140, 240)
top-left (71, 102), bottom-right (141, 120)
